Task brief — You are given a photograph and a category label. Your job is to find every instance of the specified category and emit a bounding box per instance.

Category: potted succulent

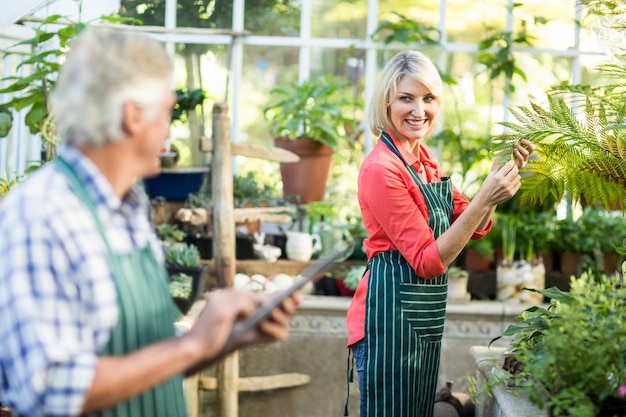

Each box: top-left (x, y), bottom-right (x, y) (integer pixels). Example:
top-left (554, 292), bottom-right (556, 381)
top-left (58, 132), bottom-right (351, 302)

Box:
top-left (155, 223), bottom-right (186, 245)
top-left (263, 75), bottom-right (358, 203)
top-left (164, 243), bottom-right (209, 315)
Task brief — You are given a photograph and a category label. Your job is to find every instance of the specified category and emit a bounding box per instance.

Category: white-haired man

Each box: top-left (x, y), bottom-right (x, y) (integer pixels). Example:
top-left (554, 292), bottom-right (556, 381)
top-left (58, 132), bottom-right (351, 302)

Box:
top-left (0, 28), bottom-right (299, 417)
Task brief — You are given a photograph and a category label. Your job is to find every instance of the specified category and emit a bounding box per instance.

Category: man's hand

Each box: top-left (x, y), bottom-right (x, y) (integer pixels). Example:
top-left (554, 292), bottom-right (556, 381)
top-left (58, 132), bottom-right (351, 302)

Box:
top-left (183, 288), bottom-right (301, 371)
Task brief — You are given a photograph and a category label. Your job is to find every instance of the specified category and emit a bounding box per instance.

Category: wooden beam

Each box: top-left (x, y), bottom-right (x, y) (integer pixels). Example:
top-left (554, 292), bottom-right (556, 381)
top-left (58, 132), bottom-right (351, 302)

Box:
top-left (198, 373), bottom-right (311, 392)
top-left (211, 103), bottom-right (239, 417)
top-left (200, 137), bottom-right (299, 163)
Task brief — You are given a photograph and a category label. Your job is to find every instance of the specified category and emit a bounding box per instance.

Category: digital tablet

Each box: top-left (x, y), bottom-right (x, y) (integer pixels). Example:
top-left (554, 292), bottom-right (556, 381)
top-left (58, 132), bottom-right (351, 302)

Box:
top-left (227, 241), bottom-right (354, 342)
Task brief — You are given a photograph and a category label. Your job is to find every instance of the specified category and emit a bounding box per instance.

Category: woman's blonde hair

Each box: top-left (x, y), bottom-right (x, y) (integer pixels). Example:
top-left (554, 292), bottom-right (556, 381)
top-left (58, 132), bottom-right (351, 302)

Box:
top-left (50, 28), bottom-right (173, 147)
top-left (368, 50), bottom-right (444, 138)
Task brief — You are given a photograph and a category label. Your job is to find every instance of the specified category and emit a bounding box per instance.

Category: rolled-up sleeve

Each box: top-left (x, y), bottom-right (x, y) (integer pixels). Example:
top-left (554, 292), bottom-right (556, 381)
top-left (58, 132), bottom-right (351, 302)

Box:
top-left (360, 161), bottom-right (446, 279)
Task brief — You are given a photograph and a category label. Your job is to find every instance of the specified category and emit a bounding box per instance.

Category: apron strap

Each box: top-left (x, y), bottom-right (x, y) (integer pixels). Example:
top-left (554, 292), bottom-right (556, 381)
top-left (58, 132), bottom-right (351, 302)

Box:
top-left (55, 157), bottom-right (118, 261)
top-left (343, 347), bottom-right (354, 416)
top-left (380, 131), bottom-right (424, 186)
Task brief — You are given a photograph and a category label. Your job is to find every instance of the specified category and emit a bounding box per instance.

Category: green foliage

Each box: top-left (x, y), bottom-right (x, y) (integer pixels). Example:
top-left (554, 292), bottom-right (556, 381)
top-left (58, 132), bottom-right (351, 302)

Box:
top-left (553, 214), bottom-right (598, 254)
top-left (232, 171), bottom-right (281, 207)
top-left (172, 88), bottom-right (207, 122)
top-left (480, 276), bottom-right (626, 416)
top-left (477, 3), bottom-right (542, 94)
top-left (491, 62), bottom-right (626, 211)
top-left (169, 273), bottom-right (192, 298)
top-left (0, 15), bottom-right (84, 139)
top-left (341, 264), bottom-right (367, 291)
top-left (0, 165), bottom-right (40, 201)
top-left (0, 173), bottom-right (21, 200)
top-left (0, 13), bottom-right (137, 143)
top-left (118, 0), bottom-right (299, 35)
top-left (489, 286), bottom-right (572, 352)
top-left (345, 213), bottom-right (368, 239)
top-left (448, 266), bottom-right (469, 280)
top-left (196, 170), bottom-right (283, 208)
top-left (263, 75), bottom-right (359, 152)
top-left (510, 275), bottom-right (626, 416)
top-left (164, 243), bottom-right (201, 267)
top-left (579, 209), bottom-right (626, 255)
top-left (371, 11), bottom-right (441, 46)
top-left (0, 106), bottom-right (13, 137)
top-left (155, 223), bottom-right (186, 243)
top-left (465, 237), bottom-right (494, 260)
top-left (515, 211), bottom-right (557, 255)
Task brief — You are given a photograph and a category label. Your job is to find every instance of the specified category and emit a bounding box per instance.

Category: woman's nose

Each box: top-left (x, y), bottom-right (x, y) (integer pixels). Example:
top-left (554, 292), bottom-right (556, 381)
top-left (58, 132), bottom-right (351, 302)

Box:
top-left (410, 102), bottom-right (425, 115)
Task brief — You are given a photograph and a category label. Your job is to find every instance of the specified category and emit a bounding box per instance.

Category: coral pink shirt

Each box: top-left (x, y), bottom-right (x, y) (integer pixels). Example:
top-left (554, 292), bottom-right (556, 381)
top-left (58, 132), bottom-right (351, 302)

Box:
top-left (346, 132), bottom-right (492, 346)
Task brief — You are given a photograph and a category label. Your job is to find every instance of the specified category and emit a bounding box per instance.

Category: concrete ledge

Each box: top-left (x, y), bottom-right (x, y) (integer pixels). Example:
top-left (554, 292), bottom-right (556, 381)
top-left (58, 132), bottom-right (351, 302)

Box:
top-left (470, 346), bottom-right (547, 417)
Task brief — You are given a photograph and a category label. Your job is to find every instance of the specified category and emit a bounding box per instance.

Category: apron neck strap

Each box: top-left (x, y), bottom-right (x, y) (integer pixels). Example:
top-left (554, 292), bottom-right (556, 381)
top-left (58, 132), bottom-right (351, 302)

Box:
top-left (380, 131), bottom-right (424, 185)
top-left (55, 156), bottom-right (116, 259)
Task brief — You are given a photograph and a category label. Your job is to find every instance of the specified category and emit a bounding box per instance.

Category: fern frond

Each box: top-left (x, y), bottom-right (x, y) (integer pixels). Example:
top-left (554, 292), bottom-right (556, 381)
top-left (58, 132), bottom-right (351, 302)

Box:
top-left (493, 67), bottom-right (626, 209)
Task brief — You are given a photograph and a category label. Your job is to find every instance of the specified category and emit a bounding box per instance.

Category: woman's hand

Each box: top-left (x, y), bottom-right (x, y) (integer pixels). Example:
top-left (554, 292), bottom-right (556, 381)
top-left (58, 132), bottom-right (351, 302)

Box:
top-left (513, 139), bottom-right (535, 169)
top-left (476, 160), bottom-right (522, 207)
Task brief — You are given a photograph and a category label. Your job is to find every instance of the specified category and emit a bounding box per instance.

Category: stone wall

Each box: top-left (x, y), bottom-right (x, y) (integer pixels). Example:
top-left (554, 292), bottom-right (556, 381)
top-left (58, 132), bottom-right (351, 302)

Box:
top-left (184, 296), bottom-right (539, 417)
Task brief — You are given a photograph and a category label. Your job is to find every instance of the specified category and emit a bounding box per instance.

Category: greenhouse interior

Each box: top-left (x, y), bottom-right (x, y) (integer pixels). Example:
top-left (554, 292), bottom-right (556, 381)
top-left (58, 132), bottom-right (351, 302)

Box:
top-left (1, 1), bottom-right (625, 417)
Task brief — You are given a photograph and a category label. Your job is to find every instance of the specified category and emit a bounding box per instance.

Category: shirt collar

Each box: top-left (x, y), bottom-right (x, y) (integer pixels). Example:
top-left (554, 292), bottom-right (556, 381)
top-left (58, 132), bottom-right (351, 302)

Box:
top-left (56, 143), bottom-right (148, 216)
top-left (383, 130), bottom-right (439, 172)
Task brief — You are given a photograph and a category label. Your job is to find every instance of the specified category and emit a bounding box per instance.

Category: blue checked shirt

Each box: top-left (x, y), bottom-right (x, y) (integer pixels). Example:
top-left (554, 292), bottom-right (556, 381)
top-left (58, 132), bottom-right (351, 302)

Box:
top-left (0, 144), bottom-right (163, 417)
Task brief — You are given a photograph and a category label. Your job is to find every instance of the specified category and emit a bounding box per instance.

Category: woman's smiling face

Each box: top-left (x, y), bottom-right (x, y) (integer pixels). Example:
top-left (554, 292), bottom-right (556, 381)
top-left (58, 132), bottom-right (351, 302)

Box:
top-left (388, 76), bottom-right (440, 143)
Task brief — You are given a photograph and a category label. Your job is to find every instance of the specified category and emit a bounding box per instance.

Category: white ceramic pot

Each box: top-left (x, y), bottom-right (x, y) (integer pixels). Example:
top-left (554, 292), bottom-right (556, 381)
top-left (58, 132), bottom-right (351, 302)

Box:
top-left (285, 231), bottom-right (321, 262)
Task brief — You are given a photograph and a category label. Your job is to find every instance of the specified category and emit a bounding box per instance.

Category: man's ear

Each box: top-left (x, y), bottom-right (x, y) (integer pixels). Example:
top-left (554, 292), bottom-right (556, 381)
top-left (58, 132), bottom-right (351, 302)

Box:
top-left (121, 101), bottom-right (143, 137)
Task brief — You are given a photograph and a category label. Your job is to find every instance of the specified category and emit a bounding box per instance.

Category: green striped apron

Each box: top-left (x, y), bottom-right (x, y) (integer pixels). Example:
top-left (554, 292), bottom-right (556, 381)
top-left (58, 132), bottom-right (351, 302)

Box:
top-left (57, 158), bottom-right (187, 417)
top-left (361, 132), bottom-right (453, 417)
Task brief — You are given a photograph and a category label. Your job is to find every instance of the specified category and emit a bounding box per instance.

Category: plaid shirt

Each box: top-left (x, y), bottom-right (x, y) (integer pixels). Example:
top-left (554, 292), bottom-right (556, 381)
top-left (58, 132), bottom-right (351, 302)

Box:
top-left (0, 144), bottom-right (162, 417)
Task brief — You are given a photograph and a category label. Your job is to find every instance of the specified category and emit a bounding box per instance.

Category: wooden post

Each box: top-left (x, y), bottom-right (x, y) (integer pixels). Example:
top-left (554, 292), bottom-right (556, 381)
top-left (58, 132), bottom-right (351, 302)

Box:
top-left (211, 102), bottom-right (239, 417)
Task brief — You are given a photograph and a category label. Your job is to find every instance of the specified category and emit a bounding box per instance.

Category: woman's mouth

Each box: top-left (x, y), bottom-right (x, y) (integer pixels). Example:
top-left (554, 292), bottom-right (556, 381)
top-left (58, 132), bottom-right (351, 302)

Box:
top-left (406, 119), bottom-right (427, 126)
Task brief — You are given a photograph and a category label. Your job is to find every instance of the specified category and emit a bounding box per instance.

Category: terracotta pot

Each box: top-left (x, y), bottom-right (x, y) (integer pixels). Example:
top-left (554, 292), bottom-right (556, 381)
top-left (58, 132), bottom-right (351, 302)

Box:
top-left (274, 137), bottom-right (333, 204)
top-left (559, 251), bottom-right (581, 276)
top-left (540, 251), bottom-right (554, 273)
top-left (464, 248), bottom-right (491, 272)
top-left (604, 252), bottom-right (621, 275)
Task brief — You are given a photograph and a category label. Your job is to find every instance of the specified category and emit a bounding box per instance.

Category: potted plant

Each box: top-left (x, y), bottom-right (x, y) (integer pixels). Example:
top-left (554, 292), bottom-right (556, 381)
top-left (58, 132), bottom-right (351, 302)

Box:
top-left (447, 266), bottom-right (470, 302)
top-left (335, 264), bottom-right (367, 297)
top-left (263, 75), bottom-right (358, 203)
top-left (155, 223), bottom-right (186, 245)
top-left (601, 214), bottom-right (626, 274)
top-left (164, 243), bottom-right (209, 315)
top-left (483, 274), bottom-right (626, 417)
top-left (578, 209), bottom-right (626, 276)
top-left (517, 211), bottom-right (557, 273)
top-left (553, 216), bottom-right (596, 276)
top-left (464, 237), bottom-right (494, 272)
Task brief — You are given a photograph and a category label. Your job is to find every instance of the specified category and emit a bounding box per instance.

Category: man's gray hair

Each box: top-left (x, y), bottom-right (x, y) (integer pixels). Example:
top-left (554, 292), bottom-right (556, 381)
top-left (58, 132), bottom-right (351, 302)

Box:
top-left (50, 28), bottom-right (173, 147)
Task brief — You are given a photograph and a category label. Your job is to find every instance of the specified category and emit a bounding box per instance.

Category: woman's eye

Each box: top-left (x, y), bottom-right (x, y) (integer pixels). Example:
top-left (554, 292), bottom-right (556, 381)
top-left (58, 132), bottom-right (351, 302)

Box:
top-left (400, 96), bottom-right (412, 102)
top-left (424, 95), bottom-right (435, 102)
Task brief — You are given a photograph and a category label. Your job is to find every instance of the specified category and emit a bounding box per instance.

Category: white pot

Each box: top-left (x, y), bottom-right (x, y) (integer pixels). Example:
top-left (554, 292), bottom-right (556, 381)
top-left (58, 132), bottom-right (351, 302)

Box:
top-left (448, 277), bottom-right (469, 300)
top-left (285, 231), bottom-right (322, 262)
